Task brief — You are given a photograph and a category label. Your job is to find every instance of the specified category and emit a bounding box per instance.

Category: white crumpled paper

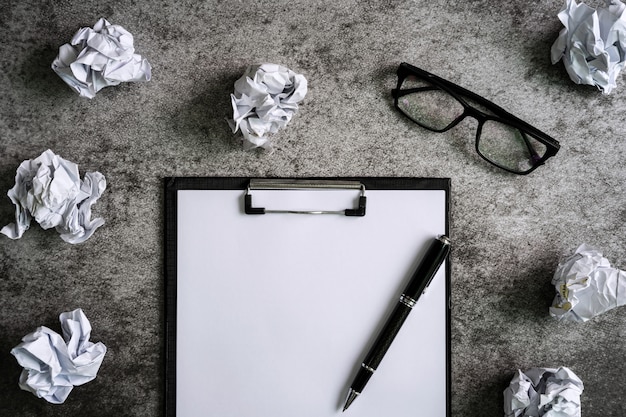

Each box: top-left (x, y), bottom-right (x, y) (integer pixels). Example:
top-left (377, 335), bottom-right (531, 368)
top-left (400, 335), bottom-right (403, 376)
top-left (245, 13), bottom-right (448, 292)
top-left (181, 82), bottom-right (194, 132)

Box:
top-left (1, 149), bottom-right (106, 244)
top-left (550, 244), bottom-right (626, 322)
top-left (52, 17), bottom-right (152, 98)
top-left (551, 0), bottom-right (626, 94)
top-left (504, 367), bottom-right (584, 417)
top-left (10, 309), bottom-right (107, 404)
top-left (228, 63), bottom-right (307, 150)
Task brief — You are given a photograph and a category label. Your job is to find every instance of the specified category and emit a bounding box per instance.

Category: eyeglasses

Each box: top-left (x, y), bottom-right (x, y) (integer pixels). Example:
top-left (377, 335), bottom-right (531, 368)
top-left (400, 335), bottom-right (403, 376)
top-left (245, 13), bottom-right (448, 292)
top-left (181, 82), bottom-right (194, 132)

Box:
top-left (391, 62), bottom-right (560, 174)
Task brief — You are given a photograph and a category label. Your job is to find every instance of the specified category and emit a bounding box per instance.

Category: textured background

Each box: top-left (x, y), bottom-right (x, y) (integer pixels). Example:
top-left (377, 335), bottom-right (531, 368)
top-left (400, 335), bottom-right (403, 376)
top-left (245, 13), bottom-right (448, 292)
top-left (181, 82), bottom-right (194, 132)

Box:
top-left (1, 0), bottom-right (625, 416)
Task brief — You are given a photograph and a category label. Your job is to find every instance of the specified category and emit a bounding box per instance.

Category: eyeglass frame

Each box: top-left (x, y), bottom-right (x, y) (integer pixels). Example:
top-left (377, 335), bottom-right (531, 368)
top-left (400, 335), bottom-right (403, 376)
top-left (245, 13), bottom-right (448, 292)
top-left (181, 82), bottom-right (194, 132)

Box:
top-left (391, 62), bottom-right (561, 175)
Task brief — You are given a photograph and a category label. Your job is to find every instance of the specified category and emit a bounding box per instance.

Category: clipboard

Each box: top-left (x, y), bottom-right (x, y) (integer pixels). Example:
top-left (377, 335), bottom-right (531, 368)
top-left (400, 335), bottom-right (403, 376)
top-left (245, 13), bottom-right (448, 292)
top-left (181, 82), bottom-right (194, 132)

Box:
top-left (165, 177), bottom-right (451, 417)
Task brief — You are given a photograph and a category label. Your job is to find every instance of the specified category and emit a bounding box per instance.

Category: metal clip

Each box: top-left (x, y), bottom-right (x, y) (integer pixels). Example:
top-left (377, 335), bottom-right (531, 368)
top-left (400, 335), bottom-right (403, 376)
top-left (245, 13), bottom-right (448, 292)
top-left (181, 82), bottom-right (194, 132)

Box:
top-left (244, 179), bottom-right (367, 216)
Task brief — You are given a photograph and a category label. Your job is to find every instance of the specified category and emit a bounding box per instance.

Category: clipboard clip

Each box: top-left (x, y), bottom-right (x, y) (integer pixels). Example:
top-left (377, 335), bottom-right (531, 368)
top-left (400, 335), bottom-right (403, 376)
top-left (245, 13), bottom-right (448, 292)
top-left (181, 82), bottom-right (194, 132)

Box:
top-left (244, 179), bottom-right (367, 216)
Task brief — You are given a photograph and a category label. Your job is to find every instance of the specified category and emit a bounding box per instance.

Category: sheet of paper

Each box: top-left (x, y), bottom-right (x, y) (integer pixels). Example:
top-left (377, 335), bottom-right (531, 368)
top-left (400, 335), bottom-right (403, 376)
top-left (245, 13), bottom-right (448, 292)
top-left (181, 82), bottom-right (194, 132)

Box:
top-left (550, 243), bottom-right (626, 322)
top-left (52, 18), bottom-right (151, 98)
top-left (504, 367), bottom-right (584, 417)
top-left (10, 309), bottom-right (107, 404)
top-left (1, 149), bottom-right (106, 244)
top-left (175, 187), bottom-right (448, 417)
top-left (551, 0), bottom-right (626, 94)
top-left (228, 63), bottom-right (307, 150)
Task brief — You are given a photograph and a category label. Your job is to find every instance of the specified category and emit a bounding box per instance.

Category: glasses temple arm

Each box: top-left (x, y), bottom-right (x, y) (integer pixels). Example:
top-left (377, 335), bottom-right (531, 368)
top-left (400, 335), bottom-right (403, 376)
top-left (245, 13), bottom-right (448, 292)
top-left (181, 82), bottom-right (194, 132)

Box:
top-left (519, 130), bottom-right (543, 163)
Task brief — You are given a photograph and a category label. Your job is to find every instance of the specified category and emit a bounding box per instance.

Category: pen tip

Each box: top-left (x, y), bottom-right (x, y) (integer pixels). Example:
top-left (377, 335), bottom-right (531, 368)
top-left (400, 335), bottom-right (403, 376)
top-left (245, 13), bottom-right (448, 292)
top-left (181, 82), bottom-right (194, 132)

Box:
top-left (342, 390), bottom-right (358, 412)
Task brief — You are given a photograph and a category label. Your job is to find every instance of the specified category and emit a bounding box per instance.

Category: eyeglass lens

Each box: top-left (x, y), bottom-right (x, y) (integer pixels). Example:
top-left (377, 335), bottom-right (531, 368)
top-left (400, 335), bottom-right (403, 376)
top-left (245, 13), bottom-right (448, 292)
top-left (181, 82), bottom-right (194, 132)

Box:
top-left (396, 75), bottom-right (464, 131)
top-left (478, 121), bottom-right (547, 173)
top-left (396, 75), bottom-right (549, 174)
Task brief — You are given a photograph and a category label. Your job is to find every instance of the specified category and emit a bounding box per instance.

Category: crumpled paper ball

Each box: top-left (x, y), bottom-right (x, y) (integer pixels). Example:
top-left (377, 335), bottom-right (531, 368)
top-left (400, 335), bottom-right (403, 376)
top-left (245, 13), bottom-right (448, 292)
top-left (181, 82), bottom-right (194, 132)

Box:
top-left (10, 309), bottom-right (107, 404)
top-left (52, 17), bottom-right (152, 98)
top-left (1, 149), bottom-right (106, 244)
top-left (550, 243), bottom-right (626, 322)
top-left (551, 0), bottom-right (626, 94)
top-left (504, 367), bottom-right (584, 417)
top-left (227, 63), bottom-right (307, 150)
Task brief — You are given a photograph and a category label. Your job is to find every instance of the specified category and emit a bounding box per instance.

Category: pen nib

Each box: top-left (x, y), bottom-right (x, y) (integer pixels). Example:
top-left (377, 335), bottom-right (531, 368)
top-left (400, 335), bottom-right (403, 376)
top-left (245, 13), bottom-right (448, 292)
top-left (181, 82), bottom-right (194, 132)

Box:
top-left (342, 389), bottom-right (359, 412)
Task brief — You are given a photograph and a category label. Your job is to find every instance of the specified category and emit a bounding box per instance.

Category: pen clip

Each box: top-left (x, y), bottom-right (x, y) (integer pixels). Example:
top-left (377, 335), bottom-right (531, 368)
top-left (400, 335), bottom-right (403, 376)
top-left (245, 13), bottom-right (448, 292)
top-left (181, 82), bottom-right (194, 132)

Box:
top-left (423, 235), bottom-right (450, 294)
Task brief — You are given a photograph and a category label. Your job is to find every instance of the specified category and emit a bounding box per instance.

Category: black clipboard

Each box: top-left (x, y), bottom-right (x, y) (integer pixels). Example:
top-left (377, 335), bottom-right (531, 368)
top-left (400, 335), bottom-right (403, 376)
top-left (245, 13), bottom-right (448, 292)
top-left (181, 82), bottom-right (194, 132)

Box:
top-left (165, 177), bottom-right (451, 417)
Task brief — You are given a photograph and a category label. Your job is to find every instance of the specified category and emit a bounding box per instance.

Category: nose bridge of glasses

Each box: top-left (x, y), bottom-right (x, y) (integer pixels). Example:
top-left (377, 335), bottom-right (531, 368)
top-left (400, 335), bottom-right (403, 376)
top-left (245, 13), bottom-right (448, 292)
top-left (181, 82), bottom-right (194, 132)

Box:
top-left (462, 106), bottom-right (488, 124)
top-left (414, 81), bottom-right (490, 127)
top-left (440, 101), bottom-right (485, 132)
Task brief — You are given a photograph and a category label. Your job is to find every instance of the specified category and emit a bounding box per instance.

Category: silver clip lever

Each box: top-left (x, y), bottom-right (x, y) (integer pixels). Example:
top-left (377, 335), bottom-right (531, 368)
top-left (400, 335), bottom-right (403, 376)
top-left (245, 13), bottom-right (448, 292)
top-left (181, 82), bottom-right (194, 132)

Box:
top-left (244, 179), bottom-right (367, 216)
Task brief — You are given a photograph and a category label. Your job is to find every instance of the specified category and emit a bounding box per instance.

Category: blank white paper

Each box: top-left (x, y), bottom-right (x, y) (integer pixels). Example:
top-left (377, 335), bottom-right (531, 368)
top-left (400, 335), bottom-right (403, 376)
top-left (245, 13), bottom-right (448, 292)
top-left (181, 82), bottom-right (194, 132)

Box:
top-left (176, 187), bottom-right (448, 417)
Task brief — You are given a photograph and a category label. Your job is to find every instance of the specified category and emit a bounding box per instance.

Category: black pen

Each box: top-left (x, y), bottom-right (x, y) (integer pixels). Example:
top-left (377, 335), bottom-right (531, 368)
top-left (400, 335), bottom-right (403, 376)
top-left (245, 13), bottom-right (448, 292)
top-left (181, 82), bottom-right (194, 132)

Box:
top-left (342, 235), bottom-right (451, 411)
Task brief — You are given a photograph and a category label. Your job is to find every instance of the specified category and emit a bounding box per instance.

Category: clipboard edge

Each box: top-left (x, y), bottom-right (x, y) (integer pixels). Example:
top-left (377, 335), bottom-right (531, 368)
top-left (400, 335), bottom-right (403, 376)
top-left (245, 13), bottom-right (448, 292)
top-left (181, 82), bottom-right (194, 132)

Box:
top-left (163, 177), bottom-right (451, 417)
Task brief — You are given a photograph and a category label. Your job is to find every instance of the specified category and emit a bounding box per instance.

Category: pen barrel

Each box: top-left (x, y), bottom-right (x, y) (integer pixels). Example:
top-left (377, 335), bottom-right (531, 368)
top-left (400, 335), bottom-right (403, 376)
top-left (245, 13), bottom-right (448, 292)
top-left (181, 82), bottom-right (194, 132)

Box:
top-left (362, 302), bottom-right (412, 371)
top-left (346, 236), bottom-right (450, 404)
